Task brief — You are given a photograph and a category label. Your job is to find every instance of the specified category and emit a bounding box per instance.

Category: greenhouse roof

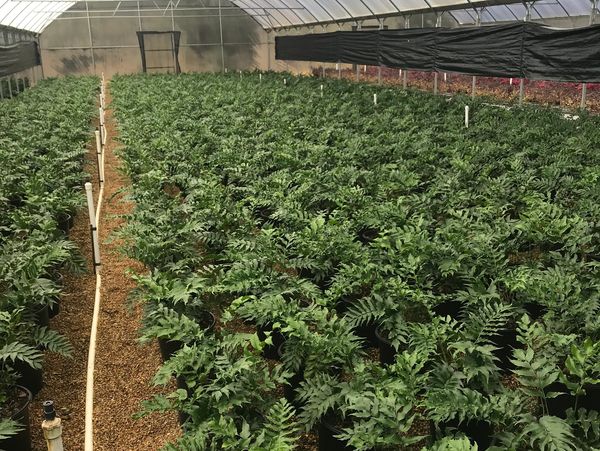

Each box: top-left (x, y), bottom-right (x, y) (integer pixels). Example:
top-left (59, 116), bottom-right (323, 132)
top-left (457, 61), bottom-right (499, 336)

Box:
top-left (0, 0), bottom-right (595, 34)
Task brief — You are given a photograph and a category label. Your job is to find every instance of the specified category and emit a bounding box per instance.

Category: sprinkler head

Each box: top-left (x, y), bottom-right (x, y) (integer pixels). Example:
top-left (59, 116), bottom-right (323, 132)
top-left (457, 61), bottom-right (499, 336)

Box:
top-left (42, 400), bottom-right (56, 421)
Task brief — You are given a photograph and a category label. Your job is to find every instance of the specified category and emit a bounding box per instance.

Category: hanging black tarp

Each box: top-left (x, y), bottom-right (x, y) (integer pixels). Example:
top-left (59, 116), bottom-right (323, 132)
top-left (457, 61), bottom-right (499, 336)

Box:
top-left (0, 42), bottom-right (40, 78)
top-left (275, 22), bottom-right (600, 82)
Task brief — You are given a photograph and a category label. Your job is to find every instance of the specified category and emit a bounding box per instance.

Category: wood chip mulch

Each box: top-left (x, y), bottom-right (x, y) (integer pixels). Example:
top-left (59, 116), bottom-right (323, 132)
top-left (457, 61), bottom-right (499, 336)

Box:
top-left (92, 85), bottom-right (180, 451)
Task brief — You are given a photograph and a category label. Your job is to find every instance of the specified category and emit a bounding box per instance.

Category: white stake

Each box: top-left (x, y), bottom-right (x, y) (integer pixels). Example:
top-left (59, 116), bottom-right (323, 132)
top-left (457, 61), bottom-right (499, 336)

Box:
top-left (465, 105), bottom-right (470, 128)
top-left (95, 130), bottom-right (104, 185)
top-left (284, 78), bottom-right (287, 85)
top-left (510, 78), bottom-right (513, 85)
top-left (364, 65), bottom-right (367, 73)
top-left (225, 68), bottom-right (228, 73)
top-left (320, 84), bottom-right (323, 97)
top-left (259, 73), bottom-right (262, 82)
top-left (399, 69), bottom-right (402, 78)
top-left (85, 182), bottom-right (101, 273)
top-left (444, 73), bottom-right (447, 82)
top-left (373, 93), bottom-right (378, 105)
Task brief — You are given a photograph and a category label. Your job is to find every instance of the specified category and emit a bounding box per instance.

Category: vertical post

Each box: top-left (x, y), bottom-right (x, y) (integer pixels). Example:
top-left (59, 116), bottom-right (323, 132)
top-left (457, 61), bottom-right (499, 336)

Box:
top-left (259, 73), bottom-right (262, 82)
top-left (85, 1), bottom-right (96, 75)
top-left (519, 79), bottom-right (525, 105)
top-left (472, 9), bottom-right (481, 100)
top-left (373, 93), bottom-right (377, 105)
top-left (95, 130), bottom-right (104, 186)
top-left (267, 31), bottom-right (271, 71)
top-left (0, 77), bottom-right (4, 100)
top-left (337, 61), bottom-right (341, 79)
top-left (8, 77), bottom-right (13, 98)
top-left (322, 65), bottom-right (325, 78)
top-left (465, 105), bottom-right (470, 128)
top-left (320, 84), bottom-right (323, 97)
top-left (85, 182), bottom-right (101, 273)
top-left (403, 70), bottom-right (408, 89)
top-left (580, 83), bottom-right (587, 110)
top-left (356, 23), bottom-right (361, 82)
top-left (433, 13), bottom-right (442, 95)
top-left (218, 0), bottom-right (225, 73)
top-left (98, 107), bottom-right (104, 147)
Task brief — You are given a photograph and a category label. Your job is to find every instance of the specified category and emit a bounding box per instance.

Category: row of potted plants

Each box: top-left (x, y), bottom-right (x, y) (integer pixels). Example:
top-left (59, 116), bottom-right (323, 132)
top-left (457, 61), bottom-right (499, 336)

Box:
top-left (111, 72), bottom-right (599, 450)
top-left (0, 76), bottom-right (98, 450)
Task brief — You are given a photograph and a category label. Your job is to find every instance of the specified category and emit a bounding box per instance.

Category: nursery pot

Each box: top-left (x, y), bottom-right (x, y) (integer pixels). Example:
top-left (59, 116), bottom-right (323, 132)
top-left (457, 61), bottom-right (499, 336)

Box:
top-left (57, 213), bottom-right (73, 236)
top-left (0, 385), bottom-right (33, 451)
top-left (492, 327), bottom-right (518, 373)
top-left (432, 300), bottom-right (463, 320)
top-left (32, 303), bottom-right (50, 327)
top-left (14, 358), bottom-right (43, 396)
top-left (437, 418), bottom-right (494, 449)
top-left (319, 415), bottom-right (371, 451)
top-left (523, 302), bottom-right (547, 320)
top-left (257, 323), bottom-right (286, 360)
top-left (176, 376), bottom-right (191, 427)
top-left (158, 310), bottom-right (215, 362)
top-left (277, 343), bottom-right (303, 407)
top-left (356, 227), bottom-right (379, 245)
top-left (335, 298), bottom-right (377, 348)
top-left (546, 382), bottom-right (600, 418)
top-left (375, 325), bottom-right (397, 366)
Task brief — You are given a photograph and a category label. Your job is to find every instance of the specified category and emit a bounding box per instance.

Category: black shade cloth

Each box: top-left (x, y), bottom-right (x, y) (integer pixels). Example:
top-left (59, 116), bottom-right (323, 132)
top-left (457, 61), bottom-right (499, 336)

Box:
top-left (275, 32), bottom-right (339, 63)
top-left (380, 28), bottom-right (436, 71)
top-left (275, 23), bottom-right (600, 82)
top-left (0, 41), bottom-right (40, 77)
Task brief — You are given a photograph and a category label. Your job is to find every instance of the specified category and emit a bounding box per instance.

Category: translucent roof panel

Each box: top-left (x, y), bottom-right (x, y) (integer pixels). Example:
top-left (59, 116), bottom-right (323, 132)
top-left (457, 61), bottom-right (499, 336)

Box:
top-left (233, 0), bottom-right (596, 29)
top-left (0, 0), bottom-right (74, 33)
top-left (452, 0), bottom-right (591, 24)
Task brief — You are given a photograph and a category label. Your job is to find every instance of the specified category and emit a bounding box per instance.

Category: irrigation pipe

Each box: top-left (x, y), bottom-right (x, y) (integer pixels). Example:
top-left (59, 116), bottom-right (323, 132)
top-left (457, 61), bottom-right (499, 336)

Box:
top-left (84, 82), bottom-right (106, 451)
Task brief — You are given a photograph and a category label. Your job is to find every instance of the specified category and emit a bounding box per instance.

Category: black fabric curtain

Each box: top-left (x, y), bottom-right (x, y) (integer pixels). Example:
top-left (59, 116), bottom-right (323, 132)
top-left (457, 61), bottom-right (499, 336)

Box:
top-left (0, 41), bottom-right (40, 78)
top-left (275, 22), bottom-right (600, 82)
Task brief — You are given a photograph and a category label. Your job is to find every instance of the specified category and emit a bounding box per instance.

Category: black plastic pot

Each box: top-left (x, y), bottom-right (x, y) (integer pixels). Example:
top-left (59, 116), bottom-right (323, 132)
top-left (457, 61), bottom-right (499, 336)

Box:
top-left (257, 322), bottom-right (286, 360)
top-left (492, 327), bottom-right (518, 373)
top-left (57, 213), bottom-right (72, 236)
top-left (356, 227), bottom-right (379, 245)
top-left (0, 386), bottom-right (33, 451)
top-left (33, 304), bottom-right (50, 327)
top-left (319, 416), bottom-right (369, 451)
top-left (546, 382), bottom-right (600, 418)
top-left (158, 310), bottom-right (215, 362)
top-left (437, 419), bottom-right (494, 449)
top-left (375, 325), bottom-right (397, 366)
top-left (49, 299), bottom-right (60, 319)
top-left (523, 302), bottom-right (547, 320)
top-left (335, 299), bottom-right (377, 348)
top-left (176, 376), bottom-right (191, 427)
top-left (432, 300), bottom-right (463, 320)
top-left (14, 359), bottom-right (43, 396)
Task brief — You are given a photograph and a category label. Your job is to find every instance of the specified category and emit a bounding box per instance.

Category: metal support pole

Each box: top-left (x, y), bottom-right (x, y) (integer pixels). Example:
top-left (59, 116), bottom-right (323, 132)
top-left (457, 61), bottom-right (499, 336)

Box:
top-left (471, 76), bottom-right (476, 99)
top-left (580, 83), bottom-right (587, 110)
top-left (0, 78), bottom-right (4, 99)
top-left (85, 1), bottom-right (96, 75)
top-left (434, 73), bottom-right (438, 95)
top-left (433, 13), bottom-right (441, 95)
top-left (218, 0), bottom-right (225, 73)
top-left (403, 70), bottom-right (407, 89)
top-left (95, 130), bottom-right (104, 186)
top-left (337, 61), bottom-right (341, 79)
top-left (8, 77), bottom-right (13, 98)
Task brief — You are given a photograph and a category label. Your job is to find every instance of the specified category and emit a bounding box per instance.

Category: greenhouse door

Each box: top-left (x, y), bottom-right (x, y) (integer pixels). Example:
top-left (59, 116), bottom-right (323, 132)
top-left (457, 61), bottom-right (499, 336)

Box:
top-left (137, 31), bottom-right (181, 74)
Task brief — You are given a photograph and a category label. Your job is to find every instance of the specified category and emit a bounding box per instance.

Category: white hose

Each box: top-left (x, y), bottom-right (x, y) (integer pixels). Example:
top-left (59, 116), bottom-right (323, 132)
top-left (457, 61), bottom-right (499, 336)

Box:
top-left (84, 83), bottom-right (106, 451)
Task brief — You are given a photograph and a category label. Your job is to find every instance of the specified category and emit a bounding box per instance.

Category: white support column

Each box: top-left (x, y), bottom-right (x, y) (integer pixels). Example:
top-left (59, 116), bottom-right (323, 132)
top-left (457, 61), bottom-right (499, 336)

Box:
top-left (580, 82), bottom-right (587, 110)
top-left (85, 182), bottom-right (101, 273)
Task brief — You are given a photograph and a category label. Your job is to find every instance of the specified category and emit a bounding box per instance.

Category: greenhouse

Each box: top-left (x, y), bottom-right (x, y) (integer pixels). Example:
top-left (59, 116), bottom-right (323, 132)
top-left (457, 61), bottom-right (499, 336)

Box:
top-left (1, 0), bottom-right (600, 450)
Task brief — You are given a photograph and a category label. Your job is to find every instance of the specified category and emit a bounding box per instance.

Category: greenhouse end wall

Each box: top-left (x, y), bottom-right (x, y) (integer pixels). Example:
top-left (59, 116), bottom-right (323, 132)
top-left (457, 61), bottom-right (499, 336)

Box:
top-left (38, 0), bottom-right (270, 77)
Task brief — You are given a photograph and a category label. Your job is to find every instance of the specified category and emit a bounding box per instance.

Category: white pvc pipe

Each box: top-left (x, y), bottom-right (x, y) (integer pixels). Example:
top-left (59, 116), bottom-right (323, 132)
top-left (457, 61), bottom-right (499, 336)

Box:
top-left (95, 130), bottom-right (104, 185)
top-left (284, 78), bottom-right (287, 85)
top-left (373, 93), bottom-right (377, 105)
top-left (259, 73), bottom-right (262, 82)
top-left (84, 142), bottom-right (105, 451)
top-left (85, 183), bottom-right (101, 270)
top-left (465, 105), bottom-right (470, 128)
top-left (320, 84), bottom-right (323, 97)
